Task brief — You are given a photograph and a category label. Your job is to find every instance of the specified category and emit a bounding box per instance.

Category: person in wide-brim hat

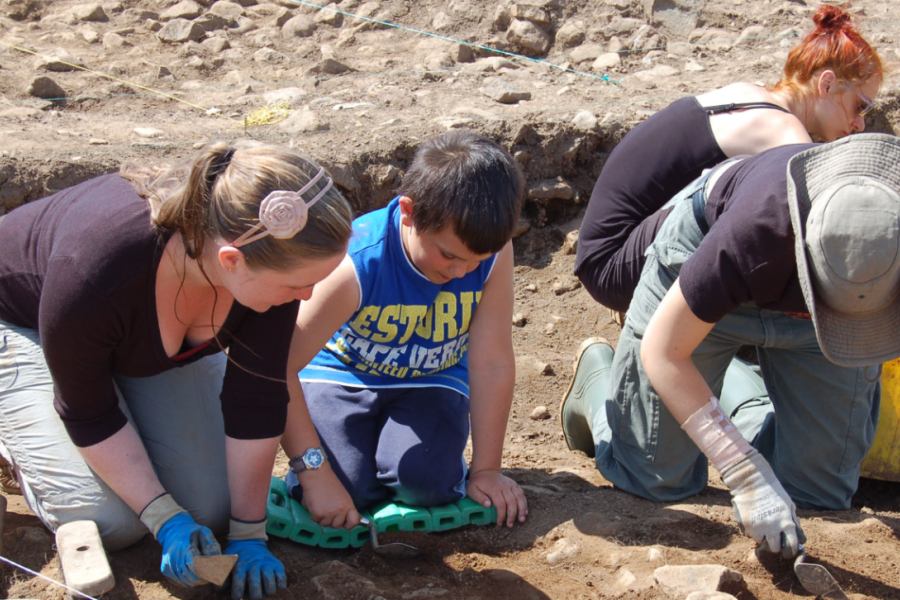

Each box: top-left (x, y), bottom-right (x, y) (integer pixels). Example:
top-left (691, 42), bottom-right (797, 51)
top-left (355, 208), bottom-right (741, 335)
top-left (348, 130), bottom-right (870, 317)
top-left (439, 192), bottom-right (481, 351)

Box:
top-left (560, 132), bottom-right (900, 559)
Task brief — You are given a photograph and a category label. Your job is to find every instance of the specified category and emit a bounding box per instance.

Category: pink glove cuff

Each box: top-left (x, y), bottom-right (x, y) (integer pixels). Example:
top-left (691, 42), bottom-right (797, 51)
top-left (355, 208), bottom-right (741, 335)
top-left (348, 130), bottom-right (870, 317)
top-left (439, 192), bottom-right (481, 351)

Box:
top-left (681, 396), bottom-right (753, 473)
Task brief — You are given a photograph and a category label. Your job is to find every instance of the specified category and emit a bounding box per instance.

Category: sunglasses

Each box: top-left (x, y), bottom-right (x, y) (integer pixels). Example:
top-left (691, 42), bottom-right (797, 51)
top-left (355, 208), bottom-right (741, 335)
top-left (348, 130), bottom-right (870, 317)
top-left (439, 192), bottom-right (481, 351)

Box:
top-left (853, 86), bottom-right (876, 119)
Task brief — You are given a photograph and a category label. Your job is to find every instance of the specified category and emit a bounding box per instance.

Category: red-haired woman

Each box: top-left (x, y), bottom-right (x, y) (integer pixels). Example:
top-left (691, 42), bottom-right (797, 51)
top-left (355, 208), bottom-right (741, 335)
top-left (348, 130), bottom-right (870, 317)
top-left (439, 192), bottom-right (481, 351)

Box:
top-left (575, 5), bottom-right (883, 319)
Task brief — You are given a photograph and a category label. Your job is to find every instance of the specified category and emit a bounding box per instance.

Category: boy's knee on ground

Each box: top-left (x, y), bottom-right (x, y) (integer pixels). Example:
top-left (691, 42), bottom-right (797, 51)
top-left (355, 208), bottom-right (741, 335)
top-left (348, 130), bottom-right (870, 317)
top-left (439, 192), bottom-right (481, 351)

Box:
top-left (389, 461), bottom-right (466, 507)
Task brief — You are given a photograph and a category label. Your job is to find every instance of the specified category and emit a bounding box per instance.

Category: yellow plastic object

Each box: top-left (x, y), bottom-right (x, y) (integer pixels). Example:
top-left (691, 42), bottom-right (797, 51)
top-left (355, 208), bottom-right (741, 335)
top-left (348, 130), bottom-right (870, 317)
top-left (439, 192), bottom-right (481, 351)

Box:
top-left (860, 358), bottom-right (900, 481)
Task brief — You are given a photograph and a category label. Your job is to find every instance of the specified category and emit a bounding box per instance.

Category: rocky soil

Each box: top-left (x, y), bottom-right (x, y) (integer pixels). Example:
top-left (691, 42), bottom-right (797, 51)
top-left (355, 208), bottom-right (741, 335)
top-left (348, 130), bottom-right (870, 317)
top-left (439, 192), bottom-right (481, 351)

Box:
top-left (3, 0), bottom-right (900, 598)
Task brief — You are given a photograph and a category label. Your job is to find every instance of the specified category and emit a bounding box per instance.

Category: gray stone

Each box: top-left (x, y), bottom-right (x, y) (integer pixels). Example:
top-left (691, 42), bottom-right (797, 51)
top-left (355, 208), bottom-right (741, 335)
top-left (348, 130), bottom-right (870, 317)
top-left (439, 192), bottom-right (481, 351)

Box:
top-left (307, 58), bottom-right (353, 75)
top-left (102, 32), bottom-right (129, 49)
top-left (593, 52), bottom-right (620, 70)
top-left (482, 79), bottom-right (531, 104)
top-left (512, 4), bottom-right (548, 24)
top-left (202, 35), bottom-right (230, 52)
top-left (506, 18), bottom-right (550, 56)
top-left (158, 18), bottom-right (205, 42)
top-left (160, 0), bottom-right (203, 21)
top-left (36, 50), bottom-right (85, 72)
top-left (531, 405), bottom-right (551, 419)
top-left (448, 43), bottom-right (474, 63)
top-left (555, 20), bottom-right (584, 47)
top-left (529, 178), bottom-right (574, 200)
top-left (27, 76), bottom-right (65, 99)
top-left (632, 63), bottom-right (678, 81)
top-left (283, 14), bottom-right (315, 37)
top-left (195, 12), bottom-right (233, 31)
top-left (314, 4), bottom-right (342, 26)
top-left (643, 0), bottom-right (700, 38)
top-left (432, 11), bottom-right (453, 30)
top-left (81, 28), bottom-right (100, 43)
top-left (209, 0), bottom-right (244, 19)
top-left (254, 47), bottom-right (287, 62)
top-left (425, 52), bottom-right (453, 70)
top-left (569, 43), bottom-right (605, 64)
top-left (70, 3), bottom-right (108, 22)
top-left (653, 565), bottom-right (743, 596)
top-left (492, 4), bottom-right (511, 30)
top-left (572, 110), bottom-right (597, 132)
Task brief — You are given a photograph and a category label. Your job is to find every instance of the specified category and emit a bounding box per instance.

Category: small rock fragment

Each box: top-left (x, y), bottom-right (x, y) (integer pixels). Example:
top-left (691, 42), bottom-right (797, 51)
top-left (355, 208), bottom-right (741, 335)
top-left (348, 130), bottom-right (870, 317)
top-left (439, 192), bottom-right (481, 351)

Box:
top-left (283, 14), bottom-right (315, 37)
top-left (525, 284), bottom-right (537, 293)
top-left (88, 138), bottom-right (109, 145)
top-left (685, 60), bottom-right (705, 72)
top-left (572, 110), bottom-right (597, 132)
top-left (209, 0), bottom-right (245, 20)
top-left (82, 28), bottom-right (100, 43)
top-left (648, 547), bottom-right (664, 562)
top-left (653, 565), bottom-right (743, 596)
top-left (529, 179), bottom-right (574, 201)
top-left (202, 36), bottom-right (230, 52)
top-left (448, 43), bottom-right (474, 63)
top-left (633, 64), bottom-right (679, 82)
top-left (512, 4), bottom-right (548, 24)
top-left (531, 405), bottom-right (551, 420)
top-left (27, 76), bottom-right (66, 100)
top-left (159, 0), bottom-right (203, 21)
top-left (482, 79), bottom-right (531, 104)
top-left (562, 230), bottom-right (578, 255)
top-left (546, 538), bottom-right (578, 565)
top-left (593, 52), bottom-right (621, 70)
top-left (158, 18), bottom-right (205, 43)
top-left (36, 50), bottom-right (85, 72)
top-left (70, 3), bottom-right (108, 22)
top-left (314, 3), bottom-right (342, 26)
top-left (134, 127), bottom-right (164, 138)
top-left (512, 313), bottom-right (527, 327)
top-left (102, 32), bottom-right (129, 49)
top-left (506, 18), bottom-right (550, 55)
top-left (307, 58), bottom-right (353, 75)
top-left (552, 279), bottom-right (581, 296)
top-left (556, 20), bottom-right (585, 47)
top-left (685, 593), bottom-right (738, 600)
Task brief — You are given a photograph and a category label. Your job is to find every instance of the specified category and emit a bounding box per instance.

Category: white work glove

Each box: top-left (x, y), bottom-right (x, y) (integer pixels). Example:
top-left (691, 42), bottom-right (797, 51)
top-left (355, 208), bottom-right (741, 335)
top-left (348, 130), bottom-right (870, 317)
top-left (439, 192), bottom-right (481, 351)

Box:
top-left (720, 449), bottom-right (806, 557)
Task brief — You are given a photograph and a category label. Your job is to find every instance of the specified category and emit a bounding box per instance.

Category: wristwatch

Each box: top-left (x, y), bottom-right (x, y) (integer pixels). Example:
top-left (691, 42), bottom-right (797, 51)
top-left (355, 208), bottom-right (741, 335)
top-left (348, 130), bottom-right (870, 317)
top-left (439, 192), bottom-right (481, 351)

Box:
top-left (289, 447), bottom-right (328, 473)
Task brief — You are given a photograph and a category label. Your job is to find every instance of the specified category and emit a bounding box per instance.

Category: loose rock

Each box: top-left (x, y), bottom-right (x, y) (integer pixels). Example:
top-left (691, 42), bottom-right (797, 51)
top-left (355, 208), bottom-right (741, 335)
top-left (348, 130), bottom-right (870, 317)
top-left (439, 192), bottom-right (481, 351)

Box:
top-left (208, 0), bottom-right (245, 20)
top-left (528, 179), bottom-right (574, 201)
top-left (685, 593), bottom-right (738, 600)
top-left (432, 11), bottom-right (453, 30)
top-left (569, 43), bottom-right (605, 64)
top-left (159, 0), bottom-right (203, 21)
top-left (562, 230), bottom-right (578, 255)
top-left (530, 405), bottom-right (551, 419)
top-left (314, 4), bottom-right (342, 26)
top-left (70, 3), bottom-right (108, 22)
top-left (506, 18), bottom-right (550, 56)
top-left (482, 79), bottom-right (531, 104)
top-left (512, 313), bottom-right (527, 327)
top-left (283, 14), bottom-right (316, 37)
top-left (555, 20), bottom-right (585, 47)
top-left (552, 279), bottom-right (581, 295)
top-left (653, 565), bottom-right (743, 596)
top-left (546, 538), bottom-right (578, 565)
top-left (307, 58), bottom-right (353, 75)
top-left (593, 52), bottom-right (621, 70)
top-left (633, 64), bottom-right (678, 81)
top-left (81, 28), bottom-right (100, 43)
top-left (158, 18), bottom-right (205, 43)
top-left (512, 4), bottom-right (548, 24)
top-left (102, 32), bottom-right (129, 49)
top-left (133, 127), bottom-right (164, 138)
top-left (27, 76), bottom-right (65, 100)
top-left (35, 50), bottom-right (85, 72)
top-left (648, 547), bottom-right (664, 562)
top-left (448, 43), bottom-right (474, 63)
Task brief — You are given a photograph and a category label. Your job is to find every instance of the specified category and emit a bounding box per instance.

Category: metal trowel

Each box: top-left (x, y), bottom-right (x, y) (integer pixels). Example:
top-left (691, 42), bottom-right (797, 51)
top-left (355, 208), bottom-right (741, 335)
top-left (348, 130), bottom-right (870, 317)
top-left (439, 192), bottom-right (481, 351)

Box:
top-left (793, 546), bottom-right (850, 600)
top-left (359, 517), bottom-right (421, 559)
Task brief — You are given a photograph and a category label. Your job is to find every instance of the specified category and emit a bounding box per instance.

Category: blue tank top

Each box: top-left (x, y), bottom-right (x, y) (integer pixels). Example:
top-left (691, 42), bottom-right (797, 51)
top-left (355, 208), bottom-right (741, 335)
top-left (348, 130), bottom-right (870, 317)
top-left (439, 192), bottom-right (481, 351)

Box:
top-left (299, 197), bottom-right (498, 396)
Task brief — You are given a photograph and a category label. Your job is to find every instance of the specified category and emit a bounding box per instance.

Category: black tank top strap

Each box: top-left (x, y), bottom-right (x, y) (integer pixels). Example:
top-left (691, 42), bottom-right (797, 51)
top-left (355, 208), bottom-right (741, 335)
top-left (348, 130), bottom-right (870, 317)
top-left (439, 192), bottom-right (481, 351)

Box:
top-left (702, 101), bottom-right (791, 116)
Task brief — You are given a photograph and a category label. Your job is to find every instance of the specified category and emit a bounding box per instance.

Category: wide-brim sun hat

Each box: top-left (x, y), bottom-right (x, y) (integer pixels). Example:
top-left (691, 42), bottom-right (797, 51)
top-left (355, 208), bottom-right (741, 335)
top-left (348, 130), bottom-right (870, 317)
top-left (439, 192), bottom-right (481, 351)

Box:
top-left (787, 133), bottom-right (900, 367)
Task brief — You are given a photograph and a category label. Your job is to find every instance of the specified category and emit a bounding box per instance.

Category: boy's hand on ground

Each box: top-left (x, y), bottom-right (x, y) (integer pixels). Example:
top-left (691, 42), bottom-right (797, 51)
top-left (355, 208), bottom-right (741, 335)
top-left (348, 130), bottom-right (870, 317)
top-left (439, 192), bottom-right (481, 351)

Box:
top-left (297, 466), bottom-right (360, 530)
top-left (467, 469), bottom-right (528, 528)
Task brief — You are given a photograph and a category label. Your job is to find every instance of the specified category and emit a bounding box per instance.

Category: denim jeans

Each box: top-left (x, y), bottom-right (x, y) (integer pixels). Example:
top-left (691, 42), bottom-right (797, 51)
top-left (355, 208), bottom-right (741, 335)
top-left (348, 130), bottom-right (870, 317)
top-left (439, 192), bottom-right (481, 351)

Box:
top-left (286, 382), bottom-right (470, 509)
top-left (0, 318), bottom-right (231, 550)
top-left (593, 170), bottom-right (880, 510)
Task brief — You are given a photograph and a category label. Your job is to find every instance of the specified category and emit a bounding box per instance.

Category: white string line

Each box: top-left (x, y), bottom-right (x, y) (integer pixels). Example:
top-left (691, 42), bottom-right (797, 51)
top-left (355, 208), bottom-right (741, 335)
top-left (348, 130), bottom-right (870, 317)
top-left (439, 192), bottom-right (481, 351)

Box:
top-left (0, 553), bottom-right (100, 600)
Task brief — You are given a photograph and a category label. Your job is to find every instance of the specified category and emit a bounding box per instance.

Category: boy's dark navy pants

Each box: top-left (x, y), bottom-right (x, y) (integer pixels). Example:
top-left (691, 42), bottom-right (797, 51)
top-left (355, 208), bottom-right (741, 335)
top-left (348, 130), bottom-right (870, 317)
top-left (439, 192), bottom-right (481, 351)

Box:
top-left (286, 382), bottom-right (470, 509)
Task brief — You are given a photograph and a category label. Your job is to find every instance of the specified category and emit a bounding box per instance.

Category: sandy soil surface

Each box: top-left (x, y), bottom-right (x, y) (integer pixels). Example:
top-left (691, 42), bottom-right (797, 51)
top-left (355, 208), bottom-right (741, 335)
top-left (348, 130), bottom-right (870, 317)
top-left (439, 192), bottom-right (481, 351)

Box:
top-left (3, 0), bottom-right (900, 598)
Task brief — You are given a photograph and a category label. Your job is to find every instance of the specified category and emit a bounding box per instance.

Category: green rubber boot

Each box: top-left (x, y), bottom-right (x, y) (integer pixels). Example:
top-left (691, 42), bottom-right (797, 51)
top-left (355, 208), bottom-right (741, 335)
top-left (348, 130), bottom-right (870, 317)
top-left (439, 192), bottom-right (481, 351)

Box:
top-left (559, 337), bottom-right (615, 458)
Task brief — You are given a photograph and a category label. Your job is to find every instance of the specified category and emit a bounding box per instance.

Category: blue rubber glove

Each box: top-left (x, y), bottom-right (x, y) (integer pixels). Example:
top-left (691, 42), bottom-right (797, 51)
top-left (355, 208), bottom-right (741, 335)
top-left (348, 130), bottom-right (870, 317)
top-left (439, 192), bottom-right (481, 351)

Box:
top-left (224, 539), bottom-right (287, 600)
top-left (156, 512), bottom-right (221, 587)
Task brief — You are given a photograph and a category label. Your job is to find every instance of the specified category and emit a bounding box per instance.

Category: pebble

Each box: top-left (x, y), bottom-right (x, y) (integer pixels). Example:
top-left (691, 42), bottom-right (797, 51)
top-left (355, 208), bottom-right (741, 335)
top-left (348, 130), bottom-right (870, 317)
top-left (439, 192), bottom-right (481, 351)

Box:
top-left (686, 593), bottom-right (738, 600)
top-left (314, 4), bottom-right (342, 26)
top-left (448, 43), bottom-right (474, 64)
top-left (307, 58), bottom-right (353, 75)
top-left (88, 138), bottom-right (108, 145)
top-left (69, 3), bottom-right (108, 22)
top-left (556, 20), bottom-right (585, 47)
top-left (535, 361), bottom-right (554, 376)
top-left (633, 64), bottom-right (679, 82)
top-left (159, 0), bottom-right (203, 21)
top-left (654, 565), bottom-right (743, 596)
top-left (593, 52), bottom-right (621, 70)
top-left (482, 79), bottom-right (531, 104)
top-left (552, 279), bottom-right (581, 296)
top-left (82, 28), bottom-right (100, 43)
top-left (648, 547), bottom-right (664, 562)
top-left (528, 179), bottom-right (574, 200)
top-left (506, 18), bottom-right (551, 55)
top-left (861, 506), bottom-right (876, 514)
top-left (546, 537), bottom-right (578, 565)
top-left (103, 32), bottom-right (129, 49)
top-left (525, 284), bottom-right (537, 293)
top-left (572, 110), bottom-right (597, 132)
top-left (685, 60), bottom-right (705, 72)
top-left (27, 76), bottom-right (66, 100)
top-left (36, 50), bottom-right (85, 72)
top-left (512, 312), bottom-right (527, 327)
top-left (133, 127), bottom-right (164, 138)
top-left (530, 406), bottom-right (551, 420)
top-left (283, 15), bottom-right (316, 37)
top-left (569, 43), bottom-right (606, 64)
top-left (157, 18), bottom-right (205, 43)
top-left (562, 230), bottom-right (579, 255)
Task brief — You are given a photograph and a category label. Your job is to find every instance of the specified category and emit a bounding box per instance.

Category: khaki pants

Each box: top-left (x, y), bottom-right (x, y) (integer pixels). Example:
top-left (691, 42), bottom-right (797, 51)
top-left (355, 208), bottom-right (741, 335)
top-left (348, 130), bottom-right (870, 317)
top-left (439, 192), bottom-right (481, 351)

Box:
top-left (0, 319), bottom-right (230, 551)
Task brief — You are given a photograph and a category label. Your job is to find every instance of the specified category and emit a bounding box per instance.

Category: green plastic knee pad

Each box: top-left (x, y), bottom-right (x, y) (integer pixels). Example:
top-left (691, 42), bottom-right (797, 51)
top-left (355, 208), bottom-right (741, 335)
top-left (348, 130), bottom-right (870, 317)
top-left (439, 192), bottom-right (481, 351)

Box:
top-left (265, 477), bottom-right (498, 549)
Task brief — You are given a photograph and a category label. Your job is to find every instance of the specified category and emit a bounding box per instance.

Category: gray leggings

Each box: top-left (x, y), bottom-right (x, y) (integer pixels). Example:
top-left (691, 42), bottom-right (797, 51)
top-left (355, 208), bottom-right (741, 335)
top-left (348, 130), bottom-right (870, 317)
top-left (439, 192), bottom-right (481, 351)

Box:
top-left (593, 172), bottom-right (881, 510)
top-left (0, 319), bottom-right (230, 551)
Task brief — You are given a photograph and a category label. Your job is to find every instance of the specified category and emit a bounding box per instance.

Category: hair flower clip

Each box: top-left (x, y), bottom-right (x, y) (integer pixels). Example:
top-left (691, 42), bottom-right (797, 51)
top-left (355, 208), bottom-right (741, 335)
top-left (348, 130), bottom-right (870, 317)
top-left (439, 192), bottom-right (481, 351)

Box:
top-left (233, 168), bottom-right (333, 248)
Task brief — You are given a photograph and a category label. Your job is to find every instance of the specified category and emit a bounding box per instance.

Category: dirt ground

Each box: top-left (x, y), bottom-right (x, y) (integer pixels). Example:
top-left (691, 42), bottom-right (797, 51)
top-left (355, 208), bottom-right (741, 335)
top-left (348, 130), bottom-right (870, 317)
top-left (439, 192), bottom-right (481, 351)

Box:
top-left (3, 0), bottom-right (900, 598)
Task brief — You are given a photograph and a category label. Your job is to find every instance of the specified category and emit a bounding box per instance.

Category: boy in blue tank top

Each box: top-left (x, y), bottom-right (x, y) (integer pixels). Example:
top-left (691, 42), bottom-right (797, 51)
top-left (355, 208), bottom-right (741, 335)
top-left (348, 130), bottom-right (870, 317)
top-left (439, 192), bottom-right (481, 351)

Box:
top-left (281, 131), bottom-right (528, 530)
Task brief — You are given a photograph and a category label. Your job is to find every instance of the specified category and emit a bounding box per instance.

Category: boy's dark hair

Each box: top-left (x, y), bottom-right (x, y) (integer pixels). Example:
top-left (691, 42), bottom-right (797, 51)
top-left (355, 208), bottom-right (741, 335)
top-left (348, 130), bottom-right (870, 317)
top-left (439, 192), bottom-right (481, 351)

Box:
top-left (399, 130), bottom-right (524, 255)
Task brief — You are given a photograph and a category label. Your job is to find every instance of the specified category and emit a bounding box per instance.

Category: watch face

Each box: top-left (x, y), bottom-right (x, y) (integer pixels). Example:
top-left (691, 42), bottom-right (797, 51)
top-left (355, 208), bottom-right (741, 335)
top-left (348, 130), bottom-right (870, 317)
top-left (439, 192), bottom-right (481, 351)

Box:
top-left (304, 449), bottom-right (324, 469)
